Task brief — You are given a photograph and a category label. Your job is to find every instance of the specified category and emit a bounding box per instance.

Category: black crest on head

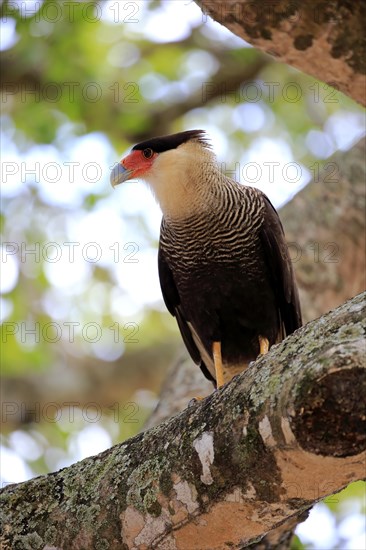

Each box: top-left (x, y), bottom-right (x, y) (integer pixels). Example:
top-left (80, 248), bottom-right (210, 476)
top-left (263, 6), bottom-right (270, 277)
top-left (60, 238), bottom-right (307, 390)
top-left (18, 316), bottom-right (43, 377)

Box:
top-left (132, 130), bottom-right (210, 154)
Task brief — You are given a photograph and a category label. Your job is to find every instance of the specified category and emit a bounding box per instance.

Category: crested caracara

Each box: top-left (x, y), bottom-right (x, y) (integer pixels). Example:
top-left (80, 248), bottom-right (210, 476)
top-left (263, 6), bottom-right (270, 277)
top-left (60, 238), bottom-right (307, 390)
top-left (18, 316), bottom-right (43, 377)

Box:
top-left (111, 130), bottom-right (302, 388)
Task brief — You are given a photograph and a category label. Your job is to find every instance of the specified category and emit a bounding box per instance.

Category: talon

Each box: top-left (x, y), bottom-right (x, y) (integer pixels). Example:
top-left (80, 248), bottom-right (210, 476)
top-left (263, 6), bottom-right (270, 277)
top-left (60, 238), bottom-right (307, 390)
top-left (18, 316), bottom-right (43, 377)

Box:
top-left (213, 341), bottom-right (225, 388)
top-left (259, 336), bottom-right (269, 355)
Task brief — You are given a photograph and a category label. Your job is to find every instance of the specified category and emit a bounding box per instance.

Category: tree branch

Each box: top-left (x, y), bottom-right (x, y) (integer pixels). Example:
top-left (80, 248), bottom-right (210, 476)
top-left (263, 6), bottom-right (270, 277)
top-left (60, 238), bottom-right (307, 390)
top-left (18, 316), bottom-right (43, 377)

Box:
top-left (281, 136), bottom-right (366, 323)
top-left (196, 0), bottom-right (366, 106)
top-left (1, 292), bottom-right (365, 549)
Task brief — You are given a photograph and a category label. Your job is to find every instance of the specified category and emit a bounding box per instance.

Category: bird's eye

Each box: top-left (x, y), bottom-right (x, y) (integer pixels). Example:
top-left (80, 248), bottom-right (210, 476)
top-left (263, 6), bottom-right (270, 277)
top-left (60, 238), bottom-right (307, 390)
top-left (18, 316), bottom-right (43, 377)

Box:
top-left (142, 148), bottom-right (154, 159)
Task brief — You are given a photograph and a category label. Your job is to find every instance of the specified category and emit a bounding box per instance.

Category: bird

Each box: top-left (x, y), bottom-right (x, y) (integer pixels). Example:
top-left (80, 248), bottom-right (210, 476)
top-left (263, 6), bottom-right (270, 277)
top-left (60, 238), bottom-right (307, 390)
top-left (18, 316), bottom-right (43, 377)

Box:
top-left (111, 129), bottom-right (302, 388)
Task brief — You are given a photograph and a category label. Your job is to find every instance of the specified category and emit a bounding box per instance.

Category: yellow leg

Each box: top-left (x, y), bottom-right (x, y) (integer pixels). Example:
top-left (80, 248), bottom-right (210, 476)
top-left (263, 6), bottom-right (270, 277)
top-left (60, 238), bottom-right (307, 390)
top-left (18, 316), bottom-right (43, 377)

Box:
top-left (259, 335), bottom-right (269, 355)
top-left (213, 341), bottom-right (225, 388)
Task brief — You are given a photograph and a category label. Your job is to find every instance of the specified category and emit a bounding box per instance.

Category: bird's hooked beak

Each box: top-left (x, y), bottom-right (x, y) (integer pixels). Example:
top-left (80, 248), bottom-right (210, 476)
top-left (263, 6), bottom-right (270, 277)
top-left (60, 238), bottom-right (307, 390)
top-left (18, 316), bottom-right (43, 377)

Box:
top-left (110, 162), bottom-right (132, 188)
top-left (110, 149), bottom-right (156, 188)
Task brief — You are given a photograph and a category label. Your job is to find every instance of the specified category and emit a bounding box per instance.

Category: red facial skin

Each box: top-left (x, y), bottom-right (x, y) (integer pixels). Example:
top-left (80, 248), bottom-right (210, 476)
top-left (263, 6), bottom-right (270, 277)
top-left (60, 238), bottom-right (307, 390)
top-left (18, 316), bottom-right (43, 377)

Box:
top-left (121, 150), bottom-right (157, 179)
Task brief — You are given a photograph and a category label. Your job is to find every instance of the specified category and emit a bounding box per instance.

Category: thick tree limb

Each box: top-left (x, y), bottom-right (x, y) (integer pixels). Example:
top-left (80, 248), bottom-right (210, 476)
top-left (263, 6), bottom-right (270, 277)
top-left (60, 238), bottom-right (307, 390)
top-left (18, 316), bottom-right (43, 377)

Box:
top-left (1, 292), bottom-right (365, 549)
top-left (281, 136), bottom-right (366, 323)
top-left (196, 0), bottom-right (366, 106)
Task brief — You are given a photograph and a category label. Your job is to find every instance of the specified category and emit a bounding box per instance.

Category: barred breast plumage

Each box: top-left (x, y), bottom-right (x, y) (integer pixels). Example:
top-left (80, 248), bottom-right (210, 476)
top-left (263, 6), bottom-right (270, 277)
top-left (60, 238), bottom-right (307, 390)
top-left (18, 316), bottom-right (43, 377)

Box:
top-left (111, 129), bottom-right (302, 387)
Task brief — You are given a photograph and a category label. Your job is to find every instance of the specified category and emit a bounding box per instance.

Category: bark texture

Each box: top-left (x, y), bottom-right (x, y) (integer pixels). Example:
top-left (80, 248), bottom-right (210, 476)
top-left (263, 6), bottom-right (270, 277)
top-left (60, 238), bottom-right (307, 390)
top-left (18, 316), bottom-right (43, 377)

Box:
top-left (281, 136), bottom-right (366, 323)
top-left (197, 0), bottom-right (366, 106)
top-left (1, 292), bottom-right (365, 549)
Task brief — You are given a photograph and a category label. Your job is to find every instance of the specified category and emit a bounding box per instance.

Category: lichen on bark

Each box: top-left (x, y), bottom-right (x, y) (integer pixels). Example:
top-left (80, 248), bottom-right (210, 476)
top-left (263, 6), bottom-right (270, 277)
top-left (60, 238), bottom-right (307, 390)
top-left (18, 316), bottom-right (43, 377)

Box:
top-left (1, 292), bottom-right (365, 549)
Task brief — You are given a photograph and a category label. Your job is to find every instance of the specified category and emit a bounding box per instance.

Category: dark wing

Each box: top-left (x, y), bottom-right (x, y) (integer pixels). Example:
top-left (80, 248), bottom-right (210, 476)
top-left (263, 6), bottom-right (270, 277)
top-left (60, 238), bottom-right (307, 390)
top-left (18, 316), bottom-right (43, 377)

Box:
top-left (259, 195), bottom-right (302, 336)
top-left (158, 244), bottom-right (215, 383)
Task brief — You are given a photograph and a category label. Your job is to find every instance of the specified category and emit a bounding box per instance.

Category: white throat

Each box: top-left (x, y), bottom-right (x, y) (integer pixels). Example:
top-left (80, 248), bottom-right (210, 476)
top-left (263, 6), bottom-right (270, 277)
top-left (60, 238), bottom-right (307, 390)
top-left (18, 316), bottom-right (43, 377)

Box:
top-left (142, 142), bottom-right (220, 220)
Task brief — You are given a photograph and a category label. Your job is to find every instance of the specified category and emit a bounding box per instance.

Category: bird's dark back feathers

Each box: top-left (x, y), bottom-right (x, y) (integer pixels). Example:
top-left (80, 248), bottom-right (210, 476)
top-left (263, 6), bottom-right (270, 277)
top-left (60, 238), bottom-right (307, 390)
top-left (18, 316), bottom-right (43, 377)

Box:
top-left (259, 196), bottom-right (302, 335)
